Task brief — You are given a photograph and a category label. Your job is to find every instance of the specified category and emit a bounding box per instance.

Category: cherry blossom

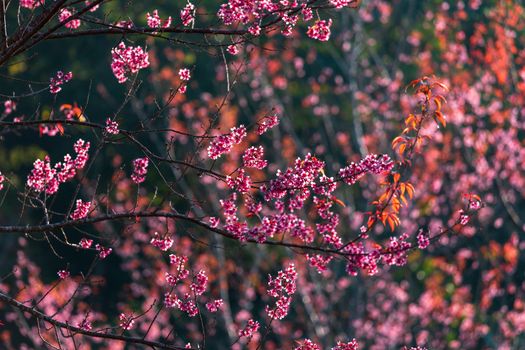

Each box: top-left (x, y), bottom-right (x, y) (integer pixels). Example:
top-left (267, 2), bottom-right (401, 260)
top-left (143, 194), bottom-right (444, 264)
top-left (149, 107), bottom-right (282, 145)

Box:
top-left (111, 42), bottom-right (150, 83)
top-left (58, 8), bottom-right (81, 29)
top-left (180, 2), bottom-right (195, 26)
top-left (178, 68), bottom-right (191, 81)
top-left (146, 9), bottom-right (172, 29)
top-left (131, 157), bottom-right (149, 184)
top-left (20, 0), bottom-right (43, 9)
top-left (105, 118), bottom-right (119, 134)
top-left (238, 319), bottom-right (260, 338)
top-left (307, 19), bottom-right (332, 41)
top-left (70, 199), bottom-right (91, 220)
top-left (49, 71), bottom-right (72, 94)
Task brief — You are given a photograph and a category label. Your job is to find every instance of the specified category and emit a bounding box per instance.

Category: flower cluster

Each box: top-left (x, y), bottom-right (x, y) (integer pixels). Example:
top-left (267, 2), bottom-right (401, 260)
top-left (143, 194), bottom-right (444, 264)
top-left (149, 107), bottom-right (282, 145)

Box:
top-left (95, 244), bottom-right (112, 259)
top-left (217, 0), bottom-right (320, 37)
top-left (85, 1), bottom-right (99, 12)
top-left (49, 71), bottom-right (72, 94)
top-left (332, 340), bottom-right (359, 350)
top-left (307, 19), bottom-right (332, 41)
top-left (20, 0), bottom-right (43, 9)
top-left (59, 8), bottom-right (81, 29)
top-left (338, 154), bottom-right (394, 186)
top-left (150, 232), bottom-right (174, 251)
top-left (0, 171), bottom-right (4, 191)
top-left (344, 243), bottom-right (380, 276)
top-left (295, 338), bottom-right (359, 349)
top-left (119, 313), bottom-right (135, 330)
top-left (416, 229), bottom-right (430, 249)
top-left (243, 146), bottom-right (267, 169)
top-left (295, 339), bottom-right (321, 350)
top-left (164, 294), bottom-right (194, 316)
top-left (105, 119), bottom-right (119, 134)
top-left (383, 233), bottom-right (412, 266)
top-left (190, 270), bottom-right (208, 296)
top-left (131, 157), bottom-right (149, 184)
top-left (265, 264), bottom-right (297, 320)
top-left (146, 9), bottom-right (172, 29)
top-left (257, 114), bottom-right (279, 135)
top-left (163, 255), bottom-right (218, 317)
top-left (262, 153), bottom-right (324, 204)
top-left (226, 169), bottom-right (252, 193)
top-left (238, 319), bottom-right (260, 338)
top-left (79, 238), bottom-right (93, 249)
top-left (306, 254), bottom-right (333, 273)
top-left (207, 125), bottom-right (247, 159)
top-left (178, 68), bottom-right (191, 81)
top-left (70, 199), bottom-right (91, 220)
top-left (329, 0), bottom-right (357, 9)
top-left (166, 254), bottom-right (190, 285)
top-left (27, 139), bottom-right (90, 195)
top-left (111, 42), bottom-right (150, 83)
top-left (180, 2), bottom-right (195, 26)
top-left (205, 299), bottom-right (224, 312)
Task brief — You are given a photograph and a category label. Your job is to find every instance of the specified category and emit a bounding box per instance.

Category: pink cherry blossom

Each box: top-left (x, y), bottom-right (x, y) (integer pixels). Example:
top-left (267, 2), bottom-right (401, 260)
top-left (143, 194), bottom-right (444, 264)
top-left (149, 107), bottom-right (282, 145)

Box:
top-left (111, 42), bottom-right (150, 83)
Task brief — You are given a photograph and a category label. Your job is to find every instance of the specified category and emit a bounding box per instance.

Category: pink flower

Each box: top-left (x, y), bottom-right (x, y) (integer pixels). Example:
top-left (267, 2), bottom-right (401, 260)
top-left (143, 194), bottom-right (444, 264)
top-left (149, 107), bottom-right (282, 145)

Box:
top-left (226, 169), bottom-right (252, 193)
top-left (178, 68), bottom-right (191, 81)
top-left (180, 2), bottom-right (195, 26)
top-left (206, 299), bottom-right (224, 312)
top-left (146, 9), bottom-right (172, 29)
top-left (207, 125), bottom-right (246, 159)
top-left (150, 232), bottom-right (173, 251)
top-left (338, 154), bottom-right (394, 186)
top-left (57, 270), bottom-right (70, 279)
top-left (243, 146), bottom-right (267, 169)
top-left (248, 24), bottom-right (261, 36)
top-left (73, 139), bottom-right (90, 169)
top-left (95, 244), bottom-right (112, 259)
top-left (265, 264), bottom-right (297, 320)
top-left (331, 339), bottom-right (359, 350)
top-left (295, 339), bottom-right (321, 350)
top-left (85, 1), bottom-right (100, 12)
top-left (164, 292), bottom-right (180, 308)
top-left (131, 157), bottom-right (149, 184)
top-left (59, 9), bottom-right (81, 29)
top-left (79, 238), bottom-right (93, 249)
top-left (105, 119), bottom-right (119, 134)
top-left (111, 42), bottom-right (150, 83)
top-left (417, 229), bottom-right (430, 249)
top-left (329, 0), bottom-right (356, 9)
top-left (307, 19), bottom-right (332, 41)
top-left (27, 156), bottom-right (59, 194)
top-left (302, 8), bottom-right (314, 21)
top-left (115, 20), bottom-right (134, 28)
top-left (227, 44), bottom-right (239, 55)
top-left (119, 313), bottom-right (134, 330)
top-left (238, 319), bottom-right (259, 337)
top-left (190, 270), bottom-right (209, 296)
top-left (49, 71), bottom-right (72, 94)
top-left (0, 171), bottom-right (5, 191)
top-left (257, 115), bottom-right (279, 135)
top-left (20, 0), bottom-right (44, 9)
top-left (71, 199), bottom-right (91, 220)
